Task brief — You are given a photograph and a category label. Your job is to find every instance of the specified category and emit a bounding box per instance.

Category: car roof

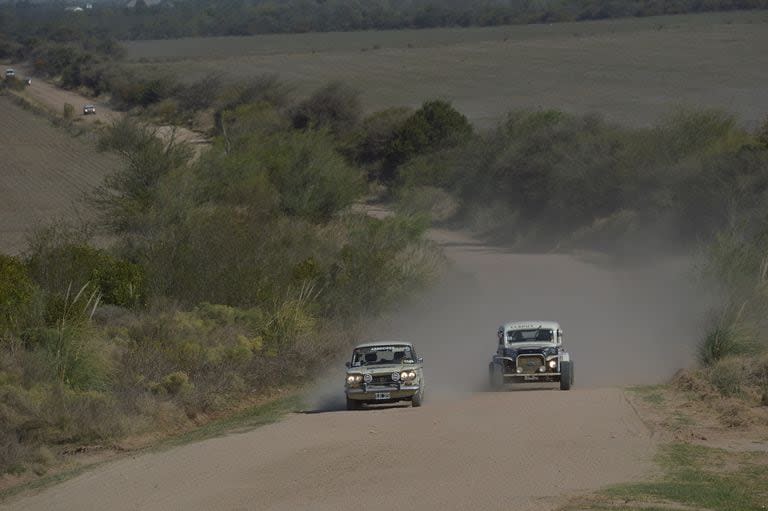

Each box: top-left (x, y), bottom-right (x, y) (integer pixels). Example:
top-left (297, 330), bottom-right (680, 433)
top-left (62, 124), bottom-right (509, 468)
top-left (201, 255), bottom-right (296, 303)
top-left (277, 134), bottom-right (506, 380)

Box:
top-left (501, 320), bottom-right (560, 331)
top-left (353, 341), bottom-right (414, 349)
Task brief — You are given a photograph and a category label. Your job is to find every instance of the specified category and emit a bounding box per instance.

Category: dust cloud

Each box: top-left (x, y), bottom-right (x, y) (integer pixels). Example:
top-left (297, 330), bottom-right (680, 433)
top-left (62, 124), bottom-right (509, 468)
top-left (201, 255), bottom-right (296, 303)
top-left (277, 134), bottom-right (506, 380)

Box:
top-left (305, 228), bottom-right (711, 409)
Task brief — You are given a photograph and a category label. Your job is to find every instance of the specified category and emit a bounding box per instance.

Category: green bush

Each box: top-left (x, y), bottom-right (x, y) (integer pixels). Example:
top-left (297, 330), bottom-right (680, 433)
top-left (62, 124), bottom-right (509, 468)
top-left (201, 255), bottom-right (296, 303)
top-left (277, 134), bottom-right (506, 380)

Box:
top-left (26, 226), bottom-right (145, 308)
top-left (257, 130), bottom-right (364, 219)
top-left (384, 100), bottom-right (472, 178)
top-left (348, 107), bottom-right (412, 168)
top-left (396, 186), bottom-right (459, 223)
top-left (156, 371), bottom-right (193, 396)
top-left (200, 122), bottom-right (363, 220)
top-left (176, 73), bottom-right (221, 113)
top-left (699, 315), bottom-right (756, 367)
top-left (213, 75), bottom-right (291, 135)
top-left (216, 102), bottom-right (291, 155)
top-left (106, 69), bottom-right (179, 110)
top-left (325, 214), bottom-right (436, 317)
top-left (93, 118), bottom-right (192, 234)
top-left (0, 255), bottom-right (35, 334)
top-left (32, 284), bottom-right (110, 390)
top-left (291, 81), bottom-right (362, 136)
top-left (709, 357), bottom-right (750, 396)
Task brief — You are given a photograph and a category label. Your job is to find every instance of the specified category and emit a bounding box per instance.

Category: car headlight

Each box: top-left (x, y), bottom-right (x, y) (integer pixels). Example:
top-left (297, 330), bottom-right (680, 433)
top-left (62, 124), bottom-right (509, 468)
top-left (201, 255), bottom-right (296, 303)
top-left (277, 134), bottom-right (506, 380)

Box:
top-left (548, 360), bottom-right (557, 369)
top-left (400, 371), bottom-right (417, 380)
top-left (346, 375), bottom-right (363, 385)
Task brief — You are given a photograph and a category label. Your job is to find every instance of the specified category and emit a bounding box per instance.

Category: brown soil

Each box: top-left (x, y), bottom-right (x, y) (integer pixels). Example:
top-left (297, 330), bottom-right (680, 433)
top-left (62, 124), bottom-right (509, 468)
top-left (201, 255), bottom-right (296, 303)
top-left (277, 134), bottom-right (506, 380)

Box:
top-left (0, 388), bottom-right (654, 511)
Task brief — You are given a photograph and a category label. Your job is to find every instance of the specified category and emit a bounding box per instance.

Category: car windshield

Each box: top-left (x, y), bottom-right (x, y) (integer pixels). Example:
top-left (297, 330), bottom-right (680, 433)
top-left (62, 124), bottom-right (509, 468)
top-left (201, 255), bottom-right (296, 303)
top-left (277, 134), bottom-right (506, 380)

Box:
top-left (351, 345), bottom-right (415, 366)
top-left (507, 329), bottom-right (554, 343)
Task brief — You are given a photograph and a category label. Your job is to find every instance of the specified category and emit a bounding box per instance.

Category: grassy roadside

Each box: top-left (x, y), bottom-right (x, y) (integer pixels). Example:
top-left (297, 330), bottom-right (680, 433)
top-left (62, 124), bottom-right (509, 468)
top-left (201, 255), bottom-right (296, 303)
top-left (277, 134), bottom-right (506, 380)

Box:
top-left (560, 385), bottom-right (768, 511)
top-left (562, 442), bottom-right (768, 511)
top-left (0, 390), bottom-right (305, 503)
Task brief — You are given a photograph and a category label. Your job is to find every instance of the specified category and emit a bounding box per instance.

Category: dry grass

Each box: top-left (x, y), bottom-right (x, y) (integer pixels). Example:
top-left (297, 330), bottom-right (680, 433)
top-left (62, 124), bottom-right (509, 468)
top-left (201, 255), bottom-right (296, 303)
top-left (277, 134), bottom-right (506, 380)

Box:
top-left (122, 11), bottom-right (768, 128)
top-left (560, 385), bottom-right (768, 510)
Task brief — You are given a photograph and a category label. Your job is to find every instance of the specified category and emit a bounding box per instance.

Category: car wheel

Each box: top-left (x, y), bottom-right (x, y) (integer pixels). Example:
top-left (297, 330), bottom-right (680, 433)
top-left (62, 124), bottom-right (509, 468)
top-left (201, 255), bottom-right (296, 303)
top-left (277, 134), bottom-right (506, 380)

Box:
top-left (346, 398), bottom-right (362, 411)
top-left (490, 364), bottom-right (505, 391)
top-left (412, 388), bottom-right (424, 407)
top-left (560, 361), bottom-right (573, 391)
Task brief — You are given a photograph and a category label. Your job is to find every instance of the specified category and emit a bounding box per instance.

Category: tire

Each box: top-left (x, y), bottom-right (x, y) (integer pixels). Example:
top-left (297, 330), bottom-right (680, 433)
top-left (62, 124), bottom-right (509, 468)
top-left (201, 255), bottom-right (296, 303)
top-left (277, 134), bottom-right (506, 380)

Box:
top-left (412, 387), bottom-right (424, 407)
top-left (346, 397), bottom-right (362, 410)
top-left (490, 364), bottom-right (505, 391)
top-left (560, 361), bottom-right (573, 391)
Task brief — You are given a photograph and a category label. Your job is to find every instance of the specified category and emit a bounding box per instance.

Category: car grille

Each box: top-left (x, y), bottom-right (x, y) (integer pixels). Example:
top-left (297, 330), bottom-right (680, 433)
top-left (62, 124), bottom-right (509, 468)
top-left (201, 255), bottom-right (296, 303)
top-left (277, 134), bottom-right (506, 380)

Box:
top-left (371, 374), bottom-right (397, 385)
top-left (517, 355), bottom-right (544, 374)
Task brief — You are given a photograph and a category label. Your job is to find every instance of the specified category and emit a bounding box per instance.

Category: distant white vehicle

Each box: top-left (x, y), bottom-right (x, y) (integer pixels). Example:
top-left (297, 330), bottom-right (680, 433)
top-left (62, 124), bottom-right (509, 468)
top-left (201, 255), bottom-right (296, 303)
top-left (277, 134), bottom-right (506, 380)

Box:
top-left (83, 104), bottom-right (96, 115)
top-left (5, 68), bottom-right (15, 78)
top-left (488, 321), bottom-right (573, 390)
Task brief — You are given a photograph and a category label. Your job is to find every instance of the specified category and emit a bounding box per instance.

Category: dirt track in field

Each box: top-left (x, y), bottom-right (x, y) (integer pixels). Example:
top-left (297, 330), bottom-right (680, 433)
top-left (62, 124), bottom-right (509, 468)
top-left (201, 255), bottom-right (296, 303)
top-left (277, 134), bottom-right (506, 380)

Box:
top-left (2, 224), bottom-right (708, 510)
top-left (11, 68), bottom-right (209, 149)
top-left (0, 70), bottom-right (210, 255)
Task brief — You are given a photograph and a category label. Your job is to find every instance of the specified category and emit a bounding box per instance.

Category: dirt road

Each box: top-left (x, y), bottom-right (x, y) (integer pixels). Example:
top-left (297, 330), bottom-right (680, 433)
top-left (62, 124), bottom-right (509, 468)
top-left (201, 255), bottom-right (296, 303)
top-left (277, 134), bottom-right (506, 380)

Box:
top-left (12, 68), bottom-right (208, 149)
top-left (2, 226), bottom-right (707, 511)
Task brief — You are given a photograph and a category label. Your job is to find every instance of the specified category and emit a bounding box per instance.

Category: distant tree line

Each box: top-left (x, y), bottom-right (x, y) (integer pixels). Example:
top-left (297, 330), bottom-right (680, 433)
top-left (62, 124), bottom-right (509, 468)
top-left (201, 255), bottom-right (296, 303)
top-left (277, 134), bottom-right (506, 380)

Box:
top-left (0, 0), bottom-right (766, 43)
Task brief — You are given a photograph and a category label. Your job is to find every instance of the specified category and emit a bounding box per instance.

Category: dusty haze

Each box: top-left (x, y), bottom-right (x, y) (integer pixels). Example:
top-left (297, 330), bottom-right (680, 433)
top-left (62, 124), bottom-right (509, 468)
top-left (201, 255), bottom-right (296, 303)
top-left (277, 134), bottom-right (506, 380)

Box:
top-left (3, 225), bottom-right (670, 511)
top-left (307, 226), bottom-right (709, 410)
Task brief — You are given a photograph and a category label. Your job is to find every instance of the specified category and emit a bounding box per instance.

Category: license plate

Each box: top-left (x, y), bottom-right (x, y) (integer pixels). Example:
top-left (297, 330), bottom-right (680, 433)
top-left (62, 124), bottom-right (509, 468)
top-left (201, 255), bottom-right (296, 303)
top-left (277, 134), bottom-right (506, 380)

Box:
top-left (374, 392), bottom-right (390, 400)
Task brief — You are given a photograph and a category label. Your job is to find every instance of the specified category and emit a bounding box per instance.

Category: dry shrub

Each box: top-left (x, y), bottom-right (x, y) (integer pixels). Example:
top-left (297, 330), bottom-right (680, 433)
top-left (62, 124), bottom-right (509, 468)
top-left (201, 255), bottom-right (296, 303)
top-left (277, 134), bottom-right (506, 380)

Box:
top-left (708, 356), bottom-right (751, 397)
top-left (464, 202), bottom-right (518, 237)
top-left (698, 309), bottom-right (756, 367)
top-left (146, 98), bottom-right (180, 123)
top-left (752, 353), bottom-right (768, 406)
top-left (672, 369), bottom-right (718, 400)
top-left (752, 352), bottom-right (768, 386)
top-left (715, 398), bottom-right (755, 428)
top-left (291, 81), bottom-right (361, 136)
top-left (397, 186), bottom-right (459, 223)
top-left (44, 387), bottom-right (130, 444)
top-left (0, 385), bottom-right (40, 473)
top-left (567, 209), bottom-right (639, 250)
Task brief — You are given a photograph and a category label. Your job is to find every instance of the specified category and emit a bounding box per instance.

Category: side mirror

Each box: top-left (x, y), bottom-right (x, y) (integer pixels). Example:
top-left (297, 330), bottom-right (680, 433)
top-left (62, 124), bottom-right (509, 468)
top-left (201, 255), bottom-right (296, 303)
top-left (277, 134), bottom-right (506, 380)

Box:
top-left (345, 361), bottom-right (351, 368)
top-left (417, 357), bottom-right (424, 364)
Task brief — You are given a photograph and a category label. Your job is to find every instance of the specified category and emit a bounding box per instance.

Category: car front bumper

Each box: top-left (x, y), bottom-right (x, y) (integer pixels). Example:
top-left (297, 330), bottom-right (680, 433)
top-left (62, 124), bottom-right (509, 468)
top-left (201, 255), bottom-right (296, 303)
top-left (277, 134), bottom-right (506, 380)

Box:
top-left (502, 372), bottom-right (561, 382)
top-left (345, 384), bottom-right (420, 401)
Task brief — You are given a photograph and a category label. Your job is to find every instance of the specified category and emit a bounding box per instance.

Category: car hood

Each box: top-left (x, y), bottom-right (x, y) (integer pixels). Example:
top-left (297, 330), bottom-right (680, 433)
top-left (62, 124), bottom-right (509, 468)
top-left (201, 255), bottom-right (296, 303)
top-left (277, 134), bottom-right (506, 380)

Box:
top-left (506, 342), bottom-right (558, 350)
top-left (346, 364), bottom-right (419, 375)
